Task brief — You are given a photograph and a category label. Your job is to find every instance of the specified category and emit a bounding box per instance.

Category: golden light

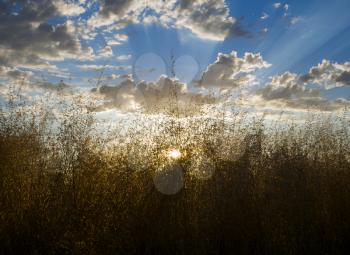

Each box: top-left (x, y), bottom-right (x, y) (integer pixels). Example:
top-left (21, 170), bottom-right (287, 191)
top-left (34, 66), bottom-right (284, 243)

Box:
top-left (167, 149), bottom-right (182, 160)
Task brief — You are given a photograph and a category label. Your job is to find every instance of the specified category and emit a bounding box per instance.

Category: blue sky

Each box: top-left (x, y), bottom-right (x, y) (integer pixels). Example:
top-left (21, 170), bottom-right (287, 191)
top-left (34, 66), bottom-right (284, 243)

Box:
top-left (90, 0), bottom-right (350, 77)
top-left (18, 0), bottom-right (349, 86)
top-left (1, 0), bottom-right (350, 114)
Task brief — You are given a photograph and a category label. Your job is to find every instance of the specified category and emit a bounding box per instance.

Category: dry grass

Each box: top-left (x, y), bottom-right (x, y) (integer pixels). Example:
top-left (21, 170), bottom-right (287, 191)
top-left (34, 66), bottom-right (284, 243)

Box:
top-left (0, 89), bottom-right (350, 255)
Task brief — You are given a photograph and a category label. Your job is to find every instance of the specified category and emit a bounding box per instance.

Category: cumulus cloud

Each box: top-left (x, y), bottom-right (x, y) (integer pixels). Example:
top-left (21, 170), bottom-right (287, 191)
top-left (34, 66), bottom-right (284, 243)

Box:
top-left (252, 61), bottom-right (350, 111)
top-left (88, 0), bottom-right (248, 41)
top-left (54, 0), bottom-right (86, 16)
top-left (98, 46), bottom-right (113, 58)
top-left (172, 0), bottom-right (247, 40)
top-left (91, 76), bottom-right (217, 115)
top-left (0, 0), bottom-right (93, 77)
top-left (196, 51), bottom-right (271, 89)
top-left (335, 71), bottom-right (350, 85)
top-left (300, 60), bottom-right (350, 88)
top-left (260, 72), bottom-right (321, 102)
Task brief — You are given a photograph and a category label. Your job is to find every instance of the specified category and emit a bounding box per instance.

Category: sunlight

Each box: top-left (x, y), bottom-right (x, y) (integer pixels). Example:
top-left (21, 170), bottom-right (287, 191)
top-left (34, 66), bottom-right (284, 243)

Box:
top-left (167, 149), bottom-right (182, 160)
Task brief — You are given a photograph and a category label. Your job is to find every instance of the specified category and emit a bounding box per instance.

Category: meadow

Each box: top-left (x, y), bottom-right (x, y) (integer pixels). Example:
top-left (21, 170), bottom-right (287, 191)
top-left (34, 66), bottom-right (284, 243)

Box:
top-left (0, 89), bottom-right (350, 255)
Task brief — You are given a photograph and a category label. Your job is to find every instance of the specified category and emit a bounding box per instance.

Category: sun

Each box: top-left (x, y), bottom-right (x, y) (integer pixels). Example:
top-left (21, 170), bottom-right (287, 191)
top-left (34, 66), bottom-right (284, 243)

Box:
top-left (168, 149), bottom-right (182, 160)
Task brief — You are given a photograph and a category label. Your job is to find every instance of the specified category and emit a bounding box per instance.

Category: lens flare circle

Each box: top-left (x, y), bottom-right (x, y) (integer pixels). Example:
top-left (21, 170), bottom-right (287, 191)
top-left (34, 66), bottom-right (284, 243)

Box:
top-left (174, 55), bottom-right (199, 84)
top-left (133, 52), bottom-right (166, 82)
top-left (153, 162), bottom-right (184, 195)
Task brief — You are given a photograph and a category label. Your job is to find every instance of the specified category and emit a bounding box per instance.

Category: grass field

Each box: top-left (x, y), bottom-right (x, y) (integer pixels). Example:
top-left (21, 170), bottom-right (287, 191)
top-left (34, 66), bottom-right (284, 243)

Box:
top-left (1, 92), bottom-right (350, 255)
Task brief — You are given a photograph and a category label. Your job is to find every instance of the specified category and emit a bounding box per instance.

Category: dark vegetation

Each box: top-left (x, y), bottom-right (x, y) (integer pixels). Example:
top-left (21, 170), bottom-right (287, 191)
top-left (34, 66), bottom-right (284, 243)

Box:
top-left (0, 91), bottom-right (350, 255)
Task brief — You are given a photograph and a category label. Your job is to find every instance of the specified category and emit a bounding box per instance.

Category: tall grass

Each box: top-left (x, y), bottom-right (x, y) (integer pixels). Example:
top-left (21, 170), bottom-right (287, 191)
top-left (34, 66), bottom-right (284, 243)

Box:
top-left (0, 88), bottom-right (350, 254)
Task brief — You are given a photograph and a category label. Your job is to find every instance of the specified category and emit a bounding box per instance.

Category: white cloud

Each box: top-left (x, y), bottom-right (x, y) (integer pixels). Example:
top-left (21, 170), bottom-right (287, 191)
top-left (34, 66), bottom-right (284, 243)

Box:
top-left (98, 46), bottom-right (114, 58)
top-left (273, 3), bottom-right (282, 9)
top-left (261, 12), bottom-right (269, 20)
top-left (107, 40), bottom-right (122, 46)
top-left (284, 4), bottom-right (289, 12)
top-left (107, 33), bottom-right (129, 46)
top-left (116, 55), bottom-right (132, 61)
top-left (143, 15), bottom-right (159, 24)
top-left (54, 0), bottom-right (86, 16)
top-left (76, 20), bottom-right (98, 41)
top-left (290, 16), bottom-right (303, 25)
top-left (114, 34), bottom-right (128, 41)
top-left (77, 64), bottom-right (131, 71)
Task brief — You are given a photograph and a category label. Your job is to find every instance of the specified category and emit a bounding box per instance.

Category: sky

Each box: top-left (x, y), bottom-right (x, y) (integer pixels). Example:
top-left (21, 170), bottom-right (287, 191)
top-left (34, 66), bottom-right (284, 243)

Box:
top-left (1, 0), bottom-right (350, 117)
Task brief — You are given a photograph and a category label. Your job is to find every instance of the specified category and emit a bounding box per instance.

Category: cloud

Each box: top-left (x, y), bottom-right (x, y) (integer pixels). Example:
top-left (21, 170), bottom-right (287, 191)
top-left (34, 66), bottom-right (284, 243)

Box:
top-left (252, 64), bottom-right (350, 111)
top-left (77, 64), bottom-right (131, 71)
top-left (290, 16), bottom-right (303, 25)
top-left (107, 33), bottom-right (129, 46)
top-left (284, 4), bottom-right (289, 12)
top-left (0, 66), bottom-right (33, 80)
top-left (91, 76), bottom-right (217, 115)
top-left (0, 78), bottom-right (73, 106)
top-left (171, 0), bottom-right (243, 41)
top-left (116, 55), bottom-right (132, 61)
top-left (0, 0), bottom-right (93, 77)
top-left (143, 15), bottom-right (159, 24)
top-left (88, 0), bottom-right (248, 41)
top-left (196, 51), bottom-right (271, 88)
top-left (31, 80), bottom-right (72, 92)
top-left (335, 71), bottom-right (350, 85)
top-left (114, 33), bottom-right (128, 41)
top-left (261, 72), bottom-right (320, 100)
top-left (54, 0), bottom-right (86, 16)
top-left (98, 46), bottom-right (113, 58)
top-left (261, 12), bottom-right (269, 20)
top-left (300, 60), bottom-right (350, 88)
top-left (273, 3), bottom-right (282, 9)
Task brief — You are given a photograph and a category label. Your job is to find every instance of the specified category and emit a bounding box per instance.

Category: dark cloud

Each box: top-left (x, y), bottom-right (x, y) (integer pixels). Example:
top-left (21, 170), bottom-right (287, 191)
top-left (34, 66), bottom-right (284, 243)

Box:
top-left (91, 76), bottom-right (217, 115)
top-left (91, 0), bottom-right (248, 41)
top-left (298, 60), bottom-right (350, 87)
top-left (0, 0), bottom-right (92, 71)
top-left (196, 51), bottom-right (270, 88)
top-left (33, 80), bottom-right (71, 92)
top-left (99, 0), bottom-right (133, 18)
top-left (0, 66), bottom-right (33, 80)
top-left (335, 71), bottom-right (350, 85)
top-left (255, 70), bottom-right (350, 111)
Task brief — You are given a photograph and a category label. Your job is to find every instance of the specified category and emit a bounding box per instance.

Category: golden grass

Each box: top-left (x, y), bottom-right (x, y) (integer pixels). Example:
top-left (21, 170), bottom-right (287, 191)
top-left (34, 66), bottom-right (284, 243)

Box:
top-left (0, 90), bottom-right (350, 254)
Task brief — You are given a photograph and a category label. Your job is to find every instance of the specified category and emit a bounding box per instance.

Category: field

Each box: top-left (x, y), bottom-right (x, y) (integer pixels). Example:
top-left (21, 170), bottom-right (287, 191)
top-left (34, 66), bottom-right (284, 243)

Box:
top-left (0, 91), bottom-right (349, 255)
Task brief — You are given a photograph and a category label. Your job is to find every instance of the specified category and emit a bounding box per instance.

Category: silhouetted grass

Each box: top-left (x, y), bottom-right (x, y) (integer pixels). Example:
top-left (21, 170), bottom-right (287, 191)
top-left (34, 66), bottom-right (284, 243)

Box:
top-left (0, 91), bottom-right (350, 255)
